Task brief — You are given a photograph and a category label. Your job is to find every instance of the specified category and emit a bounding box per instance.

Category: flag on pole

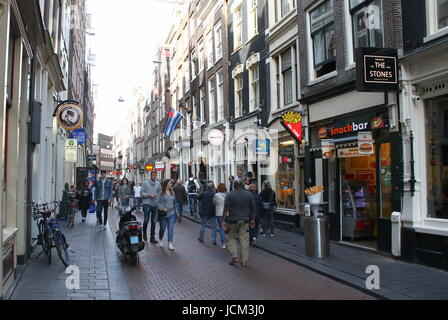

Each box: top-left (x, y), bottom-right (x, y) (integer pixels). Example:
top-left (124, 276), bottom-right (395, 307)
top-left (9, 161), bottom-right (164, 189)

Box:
top-left (163, 108), bottom-right (183, 139)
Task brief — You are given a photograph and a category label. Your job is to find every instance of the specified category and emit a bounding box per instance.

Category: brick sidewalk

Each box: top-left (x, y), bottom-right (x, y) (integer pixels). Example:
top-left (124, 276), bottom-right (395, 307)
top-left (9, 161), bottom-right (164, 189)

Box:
top-left (9, 210), bottom-right (131, 300)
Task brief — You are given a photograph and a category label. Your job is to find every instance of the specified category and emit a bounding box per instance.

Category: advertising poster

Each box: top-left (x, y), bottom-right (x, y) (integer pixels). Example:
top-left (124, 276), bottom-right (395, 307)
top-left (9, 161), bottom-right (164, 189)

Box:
top-left (321, 139), bottom-right (336, 159)
top-left (358, 132), bottom-right (374, 155)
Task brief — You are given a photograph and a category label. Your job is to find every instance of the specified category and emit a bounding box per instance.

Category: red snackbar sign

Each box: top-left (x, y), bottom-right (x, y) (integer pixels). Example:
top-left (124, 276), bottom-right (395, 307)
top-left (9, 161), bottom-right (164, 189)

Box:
top-left (280, 111), bottom-right (303, 144)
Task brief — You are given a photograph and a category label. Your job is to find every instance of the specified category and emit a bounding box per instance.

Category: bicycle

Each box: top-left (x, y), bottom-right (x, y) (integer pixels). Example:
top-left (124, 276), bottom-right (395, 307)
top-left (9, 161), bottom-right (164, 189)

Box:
top-left (67, 192), bottom-right (79, 229)
top-left (32, 201), bottom-right (71, 267)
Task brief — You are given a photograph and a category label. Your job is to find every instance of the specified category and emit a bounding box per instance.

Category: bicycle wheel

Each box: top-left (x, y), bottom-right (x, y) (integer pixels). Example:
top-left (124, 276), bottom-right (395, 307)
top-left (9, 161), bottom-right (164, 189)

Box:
top-left (43, 230), bottom-right (52, 265)
top-left (68, 207), bottom-right (75, 228)
top-left (53, 230), bottom-right (70, 267)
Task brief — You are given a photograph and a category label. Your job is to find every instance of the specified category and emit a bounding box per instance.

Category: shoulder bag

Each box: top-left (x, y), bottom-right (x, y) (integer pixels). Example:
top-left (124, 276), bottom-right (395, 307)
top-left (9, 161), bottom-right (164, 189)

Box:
top-left (263, 190), bottom-right (274, 210)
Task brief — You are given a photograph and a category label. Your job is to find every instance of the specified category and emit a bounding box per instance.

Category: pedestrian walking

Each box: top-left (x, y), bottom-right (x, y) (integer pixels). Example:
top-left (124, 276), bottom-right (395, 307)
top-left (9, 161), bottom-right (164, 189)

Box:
top-left (158, 180), bottom-right (177, 251)
top-left (197, 183), bottom-right (216, 244)
top-left (93, 171), bottom-right (113, 231)
top-left (118, 178), bottom-right (132, 207)
top-left (248, 184), bottom-right (263, 246)
top-left (213, 183), bottom-right (227, 248)
top-left (259, 181), bottom-right (277, 236)
top-left (78, 180), bottom-right (93, 223)
top-left (141, 171), bottom-right (162, 243)
top-left (134, 183), bottom-right (142, 210)
top-left (228, 176), bottom-right (235, 192)
top-left (222, 180), bottom-right (256, 267)
top-left (113, 180), bottom-right (120, 208)
top-left (173, 179), bottom-right (188, 222)
top-left (185, 175), bottom-right (200, 217)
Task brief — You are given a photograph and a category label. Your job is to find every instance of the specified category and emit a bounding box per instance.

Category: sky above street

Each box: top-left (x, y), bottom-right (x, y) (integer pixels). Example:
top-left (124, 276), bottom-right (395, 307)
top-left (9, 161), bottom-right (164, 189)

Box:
top-left (87, 0), bottom-right (176, 138)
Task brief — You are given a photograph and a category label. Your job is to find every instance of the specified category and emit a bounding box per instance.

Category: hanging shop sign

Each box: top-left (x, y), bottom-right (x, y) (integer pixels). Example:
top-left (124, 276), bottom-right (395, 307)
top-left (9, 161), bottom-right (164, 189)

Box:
top-left (154, 162), bottom-right (165, 171)
top-left (65, 139), bottom-right (78, 163)
top-left (356, 48), bottom-right (398, 92)
top-left (255, 139), bottom-right (270, 155)
top-left (321, 139), bottom-right (336, 159)
top-left (55, 101), bottom-right (84, 131)
top-left (145, 164), bottom-right (154, 171)
top-left (358, 132), bottom-right (374, 155)
top-left (166, 147), bottom-right (179, 159)
top-left (207, 129), bottom-right (225, 146)
top-left (70, 128), bottom-right (87, 145)
top-left (280, 110), bottom-right (303, 144)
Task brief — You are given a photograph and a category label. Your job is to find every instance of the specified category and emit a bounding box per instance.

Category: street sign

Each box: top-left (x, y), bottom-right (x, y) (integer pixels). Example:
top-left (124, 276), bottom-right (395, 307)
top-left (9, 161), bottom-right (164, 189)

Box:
top-left (255, 139), bottom-right (270, 155)
top-left (356, 48), bottom-right (398, 92)
top-left (65, 139), bottom-right (78, 163)
top-left (71, 128), bottom-right (87, 145)
top-left (87, 155), bottom-right (97, 161)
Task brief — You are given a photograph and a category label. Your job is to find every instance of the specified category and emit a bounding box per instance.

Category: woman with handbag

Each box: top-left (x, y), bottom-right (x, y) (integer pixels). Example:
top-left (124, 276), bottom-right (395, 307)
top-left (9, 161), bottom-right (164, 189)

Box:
top-left (259, 181), bottom-right (277, 237)
top-left (157, 180), bottom-right (177, 251)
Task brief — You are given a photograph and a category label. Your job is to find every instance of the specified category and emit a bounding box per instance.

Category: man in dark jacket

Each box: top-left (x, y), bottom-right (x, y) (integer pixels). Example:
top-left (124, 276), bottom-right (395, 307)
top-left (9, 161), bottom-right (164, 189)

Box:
top-left (197, 183), bottom-right (216, 244)
top-left (173, 179), bottom-right (188, 222)
top-left (222, 180), bottom-right (256, 267)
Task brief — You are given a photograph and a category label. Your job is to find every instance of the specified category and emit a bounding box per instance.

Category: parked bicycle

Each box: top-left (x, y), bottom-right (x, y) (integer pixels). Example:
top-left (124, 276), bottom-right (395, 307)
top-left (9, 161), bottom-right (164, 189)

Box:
top-left (32, 201), bottom-right (71, 267)
top-left (67, 192), bottom-right (79, 228)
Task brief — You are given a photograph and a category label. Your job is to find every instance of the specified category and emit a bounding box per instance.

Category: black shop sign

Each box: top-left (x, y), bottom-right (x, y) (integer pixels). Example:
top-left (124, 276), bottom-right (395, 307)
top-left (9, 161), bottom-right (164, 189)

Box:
top-left (356, 48), bottom-right (398, 92)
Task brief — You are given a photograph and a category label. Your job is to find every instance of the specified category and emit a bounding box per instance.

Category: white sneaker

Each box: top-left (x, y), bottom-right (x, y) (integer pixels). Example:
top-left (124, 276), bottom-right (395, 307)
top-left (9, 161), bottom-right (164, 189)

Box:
top-left (98, 225), bottom-right (103, 232)
top-left (221, 243), bottom-right (226, 249)
top-left (168, 242), bottom-right (175, 251)
top-left (103, 225), bottom-right (107, 231)
top-left (159, 241), bottom-right (164, 247)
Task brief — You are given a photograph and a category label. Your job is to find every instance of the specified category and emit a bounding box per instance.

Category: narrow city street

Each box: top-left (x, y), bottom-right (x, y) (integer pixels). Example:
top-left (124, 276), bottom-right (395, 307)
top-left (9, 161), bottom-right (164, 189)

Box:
top-left (9, 209), bottom-right (373, 300)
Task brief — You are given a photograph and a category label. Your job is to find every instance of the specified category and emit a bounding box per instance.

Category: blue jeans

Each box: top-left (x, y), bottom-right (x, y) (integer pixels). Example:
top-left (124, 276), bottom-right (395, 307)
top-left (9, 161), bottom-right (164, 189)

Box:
top-left (199, 216), bottom-right (217, 242)
top-left (214, 216), bottom-right (226, 244)
top-left (143, 204), bottom-right (158, 238)
top-left (134, 197), bottom-right (142, 208)
top-left (189, 195), bottom-right (198, 215)
top-left (96, 200), bottom-right (109, 225)
top-left (159, 213), bottom-right (176, 242)
top-left (175, 200), bottom-right (184, 218)
top-left (250, 218), bottom-right (260, 240)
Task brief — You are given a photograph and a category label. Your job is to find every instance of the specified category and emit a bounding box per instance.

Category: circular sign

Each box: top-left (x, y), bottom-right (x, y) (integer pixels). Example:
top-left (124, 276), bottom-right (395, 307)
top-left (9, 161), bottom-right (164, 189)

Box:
top-left (56, 102), bottom-right (83, 131)
top-left (207, 129), bottom-right (224, 146)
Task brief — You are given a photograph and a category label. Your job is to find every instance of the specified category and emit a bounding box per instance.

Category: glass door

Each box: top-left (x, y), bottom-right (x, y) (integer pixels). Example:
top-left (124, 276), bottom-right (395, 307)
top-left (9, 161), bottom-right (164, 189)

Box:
top-left (377, 142), bottom-right (393, 253)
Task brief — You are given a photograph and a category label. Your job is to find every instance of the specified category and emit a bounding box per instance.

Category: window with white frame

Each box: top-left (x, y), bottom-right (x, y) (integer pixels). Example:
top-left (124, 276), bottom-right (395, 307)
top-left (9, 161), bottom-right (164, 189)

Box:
top-left (233, 5), bottom-right (243, 50)
top-left (349, 0), bottom-right (384, 52)
top-left (249, 64), bottom-right (260, 112)
top-left (200, 87), bottom-right (205, 124)
top-left (214, 21), bottom-right (223, 62)
top-left (427, 0), bottom-right (448, 37)
top-left (198, 39), bottom-right (204, 72)
top-left (234, 74), bottom-right (243, 118)
top-left (217, 69), bottom-right (224, 121)
top-left (191, 48), bottom-right (197, 79)
top-left (208, 76), bottom-right (216, 124)
top-left (248, 0), bottom-right (258, 39)
top-left (281, 49), bottom-right (293, 105)
top-left (309, 0), bottom-right (336, 79)
top-left (206, 31), bottom-right (214, 69)
top-left (184, 58), bottom-right (190, 93)
top-left (183, 25), bottom-right (189, 51)
top-left (274, 46), bottom-right (296, 109)
top-left (274, 0), bottom-right (296, 23)
top-left (193, 94), bottom-right (199, 129)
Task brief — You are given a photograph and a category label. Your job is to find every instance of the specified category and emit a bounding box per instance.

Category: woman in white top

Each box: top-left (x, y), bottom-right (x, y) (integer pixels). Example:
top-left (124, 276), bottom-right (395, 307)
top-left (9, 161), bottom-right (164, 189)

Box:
top-left (212, 183), bottom-right (228, 249)
top-left (134, 184), bottom-right (142, 210)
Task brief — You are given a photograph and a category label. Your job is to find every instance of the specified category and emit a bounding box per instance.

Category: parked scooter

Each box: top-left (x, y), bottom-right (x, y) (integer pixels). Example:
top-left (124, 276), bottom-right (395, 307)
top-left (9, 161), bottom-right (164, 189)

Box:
top-left (115, 203), bottom-right (145, 265)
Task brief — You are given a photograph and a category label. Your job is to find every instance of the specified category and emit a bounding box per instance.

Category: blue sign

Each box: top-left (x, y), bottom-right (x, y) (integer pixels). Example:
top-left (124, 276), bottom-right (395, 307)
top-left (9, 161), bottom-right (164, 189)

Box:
top-left (71, 128), bottom-right (87, 145)
top-left (255, 139), bottom-right (270, 155)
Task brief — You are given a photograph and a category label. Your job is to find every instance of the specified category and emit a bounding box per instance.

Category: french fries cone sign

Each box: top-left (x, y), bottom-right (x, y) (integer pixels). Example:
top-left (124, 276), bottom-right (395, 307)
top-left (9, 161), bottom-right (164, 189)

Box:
top-left (321, 139), bottom-right (336, 159)
top-left (281, 110), bottom-right (303, 144)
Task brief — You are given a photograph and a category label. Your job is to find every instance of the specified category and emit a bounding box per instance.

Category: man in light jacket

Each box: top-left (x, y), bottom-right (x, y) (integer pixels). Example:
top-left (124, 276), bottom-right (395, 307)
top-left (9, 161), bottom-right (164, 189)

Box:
top-left (141, 171), bottom-right (162, 243)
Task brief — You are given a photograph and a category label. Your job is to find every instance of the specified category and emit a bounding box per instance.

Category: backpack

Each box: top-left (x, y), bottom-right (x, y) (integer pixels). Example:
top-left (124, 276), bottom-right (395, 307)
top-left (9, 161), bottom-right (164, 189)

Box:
top-left (188, 180), bottom-right (197, 193)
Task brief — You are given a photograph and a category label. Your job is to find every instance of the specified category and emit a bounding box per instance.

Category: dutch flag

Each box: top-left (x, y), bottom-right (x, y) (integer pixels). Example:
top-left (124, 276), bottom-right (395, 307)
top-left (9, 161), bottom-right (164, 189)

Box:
top-left (163, 108), bottom-right (183, 139)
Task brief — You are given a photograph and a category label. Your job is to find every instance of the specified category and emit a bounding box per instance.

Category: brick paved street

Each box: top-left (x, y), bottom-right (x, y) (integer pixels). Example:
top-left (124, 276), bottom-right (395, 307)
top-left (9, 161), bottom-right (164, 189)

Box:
top-left (9, 211), bottom-right (131, 300)
top-left (108, 208), bottom-right (374, 300)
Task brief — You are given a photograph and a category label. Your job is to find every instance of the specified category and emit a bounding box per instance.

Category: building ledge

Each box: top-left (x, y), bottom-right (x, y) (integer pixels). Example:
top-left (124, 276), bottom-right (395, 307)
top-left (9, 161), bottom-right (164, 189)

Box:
top-left (415, 225), bottom-right (448, 237)
top-left (2, 227), bottom-right (18, 244)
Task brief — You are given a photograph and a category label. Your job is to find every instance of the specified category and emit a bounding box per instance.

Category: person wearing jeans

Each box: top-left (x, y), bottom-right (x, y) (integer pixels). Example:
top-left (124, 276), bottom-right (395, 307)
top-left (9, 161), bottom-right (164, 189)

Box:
top-left (197, 183), bottom-right (216, 244)
top-left (93, 171), bottom-right (113, 231)
top-left (173, 180), bottom-right (188, 222)
top-left (213, 183), bottom-right (228, 248)
top-left (141, 171), bottom-right (162, 243)
top-left (158, 180), bottom-right (177, 251)
top-left (185, 176), bottom-right (200, 217)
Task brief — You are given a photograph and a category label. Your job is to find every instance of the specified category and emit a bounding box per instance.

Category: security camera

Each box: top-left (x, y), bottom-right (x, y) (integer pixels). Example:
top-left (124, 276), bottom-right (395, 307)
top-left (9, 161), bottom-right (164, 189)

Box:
top-left (411, 95), bottom-right (421, 102)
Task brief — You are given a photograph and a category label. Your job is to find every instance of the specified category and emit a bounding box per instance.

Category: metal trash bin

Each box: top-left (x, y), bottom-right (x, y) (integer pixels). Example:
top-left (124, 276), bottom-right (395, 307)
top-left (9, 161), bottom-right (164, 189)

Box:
top-left (304, 216), bottom-right (330, 258)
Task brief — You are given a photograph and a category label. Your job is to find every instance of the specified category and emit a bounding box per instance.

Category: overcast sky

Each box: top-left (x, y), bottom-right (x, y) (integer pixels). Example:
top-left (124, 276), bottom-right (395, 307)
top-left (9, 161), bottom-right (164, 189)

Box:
top-left (87, 0), bottom-right (176, 138)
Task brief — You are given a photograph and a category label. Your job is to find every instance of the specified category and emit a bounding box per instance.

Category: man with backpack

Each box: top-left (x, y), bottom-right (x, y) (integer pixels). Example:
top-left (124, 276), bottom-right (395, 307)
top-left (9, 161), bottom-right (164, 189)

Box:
top-left (185, 175), bottom-right (200, 217)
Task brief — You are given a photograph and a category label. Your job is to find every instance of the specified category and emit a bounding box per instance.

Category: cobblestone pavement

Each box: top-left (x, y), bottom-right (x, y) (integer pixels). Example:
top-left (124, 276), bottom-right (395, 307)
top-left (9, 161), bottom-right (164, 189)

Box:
top-left (10, 210), bottom-right (131, 300)
top-left (108, 208), bottom-right (374, 300)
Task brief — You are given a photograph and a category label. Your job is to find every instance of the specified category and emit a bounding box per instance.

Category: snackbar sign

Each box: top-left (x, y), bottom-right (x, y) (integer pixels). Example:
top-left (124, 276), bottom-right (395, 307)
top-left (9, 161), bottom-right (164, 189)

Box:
top-left (280, 111), bottom-right (303, 144)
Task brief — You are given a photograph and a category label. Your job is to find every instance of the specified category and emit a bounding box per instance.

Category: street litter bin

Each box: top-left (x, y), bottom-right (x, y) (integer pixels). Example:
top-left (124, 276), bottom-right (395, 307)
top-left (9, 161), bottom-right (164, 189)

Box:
top-left (304, 216), bottom-right (330, 258)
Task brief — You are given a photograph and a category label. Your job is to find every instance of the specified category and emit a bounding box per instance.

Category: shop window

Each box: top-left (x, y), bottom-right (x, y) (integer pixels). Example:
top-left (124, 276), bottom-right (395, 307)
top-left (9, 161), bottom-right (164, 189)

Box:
top-left (276, 138), bottom-right (296, 210)
top-left (426, 97), bottom-right (448, 219)
top-left (349, 0), bottom-right (384, 53)
top-left (309, 0), bottom-right (336, 79)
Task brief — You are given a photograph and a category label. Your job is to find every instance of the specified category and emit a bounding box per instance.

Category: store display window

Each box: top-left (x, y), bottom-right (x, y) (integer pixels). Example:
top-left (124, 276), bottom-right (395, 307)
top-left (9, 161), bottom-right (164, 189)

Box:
top-left (275, 138), bottom-right (296, 210)
top-left (426, 96), bottom-right (448, 219)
